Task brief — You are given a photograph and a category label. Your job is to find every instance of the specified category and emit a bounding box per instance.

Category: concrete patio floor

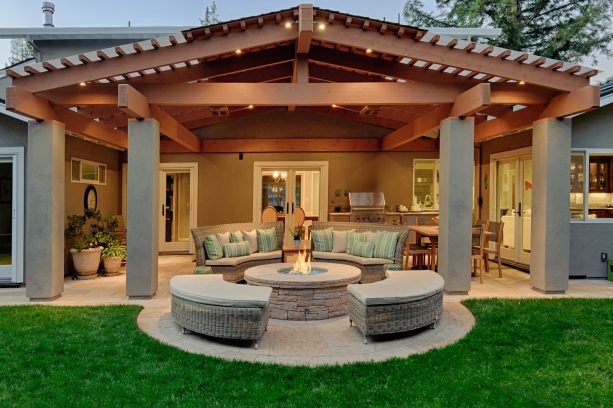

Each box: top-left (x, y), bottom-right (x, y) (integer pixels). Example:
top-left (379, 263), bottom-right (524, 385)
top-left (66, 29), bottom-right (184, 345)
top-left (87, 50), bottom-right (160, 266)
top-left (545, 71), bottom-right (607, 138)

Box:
top-left (1, 255), bottom-right (612, 366)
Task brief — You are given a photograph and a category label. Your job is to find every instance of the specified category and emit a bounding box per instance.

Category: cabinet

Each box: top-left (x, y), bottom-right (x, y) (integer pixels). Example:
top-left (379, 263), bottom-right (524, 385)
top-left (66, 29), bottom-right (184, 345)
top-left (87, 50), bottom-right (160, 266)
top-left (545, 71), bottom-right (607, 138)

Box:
top-left (588, 157), bottom-right (612, 192)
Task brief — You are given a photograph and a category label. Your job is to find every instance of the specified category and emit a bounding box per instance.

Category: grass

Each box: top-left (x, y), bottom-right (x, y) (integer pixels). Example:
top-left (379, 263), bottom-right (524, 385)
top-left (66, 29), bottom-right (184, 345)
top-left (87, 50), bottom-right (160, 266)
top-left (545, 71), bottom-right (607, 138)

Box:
top-left (0, 299), bottom-right (611, 407)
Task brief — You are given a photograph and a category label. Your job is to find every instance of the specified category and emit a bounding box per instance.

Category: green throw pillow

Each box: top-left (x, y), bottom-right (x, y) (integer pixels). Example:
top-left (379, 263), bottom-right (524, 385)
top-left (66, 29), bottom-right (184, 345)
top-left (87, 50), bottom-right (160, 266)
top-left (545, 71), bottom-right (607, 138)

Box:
top-left (223, 241), bottom-right (251, 258)
top-left (351, 241), bottom-right (374, 258)
top-left (312, 228), bottom-right (333, 252)
top-left (374, 231), bottom-right (399, 260)
top-left (256, 228), bottom-right (278, 253)
top-left (204, 235), bottom-right (223, 261)
top-left (347, 231), bottom-right (367, 255)
top-left (230, 231), bottom-right (244, 243)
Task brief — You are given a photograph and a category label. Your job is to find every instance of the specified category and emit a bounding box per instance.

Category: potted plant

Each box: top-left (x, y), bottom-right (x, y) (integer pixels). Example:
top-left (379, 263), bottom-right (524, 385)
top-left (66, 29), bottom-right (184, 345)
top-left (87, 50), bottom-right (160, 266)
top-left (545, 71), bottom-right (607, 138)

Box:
top-left (65, 209), bottom-right (104, 279)
top-left (288, 225), bottom-right (305, 247)
top-left (101, 242), bottom-right (126, 275)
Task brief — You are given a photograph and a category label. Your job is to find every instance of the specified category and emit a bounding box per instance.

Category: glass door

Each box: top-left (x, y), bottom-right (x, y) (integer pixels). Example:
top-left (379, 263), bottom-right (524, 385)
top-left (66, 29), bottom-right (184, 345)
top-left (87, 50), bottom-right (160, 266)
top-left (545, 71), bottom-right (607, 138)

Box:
top-left (495, 155), bottom-right (532, 266)
top-left (0, 157), bottom-right (16, 281)
top-left (158, 165), bottom-right (196, 253)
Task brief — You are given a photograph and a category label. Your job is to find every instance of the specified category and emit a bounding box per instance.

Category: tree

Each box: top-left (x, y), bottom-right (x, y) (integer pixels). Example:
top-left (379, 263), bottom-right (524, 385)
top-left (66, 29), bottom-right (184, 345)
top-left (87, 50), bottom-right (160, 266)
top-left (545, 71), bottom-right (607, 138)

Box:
top-left (200, 1), bottom-right (220, 26)
top-left (403, 0), bottom-right (613, 63)
top-left (6, 39), bottom-right (35, 66)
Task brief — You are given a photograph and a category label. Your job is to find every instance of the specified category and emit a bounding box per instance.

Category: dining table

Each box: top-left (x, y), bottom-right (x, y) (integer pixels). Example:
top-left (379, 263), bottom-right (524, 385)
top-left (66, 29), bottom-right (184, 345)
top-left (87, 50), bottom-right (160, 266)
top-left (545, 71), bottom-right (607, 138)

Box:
top-left (409, 225), bottom-right (494, 271)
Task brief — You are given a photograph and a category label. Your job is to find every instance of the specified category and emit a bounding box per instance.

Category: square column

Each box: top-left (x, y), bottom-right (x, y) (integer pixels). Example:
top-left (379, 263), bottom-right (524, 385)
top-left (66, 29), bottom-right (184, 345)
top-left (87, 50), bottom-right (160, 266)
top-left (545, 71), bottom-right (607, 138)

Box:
top-left (438, 117), bottom-right (474, 294)
top-left (26, 120), bottom-right (65, 301)
top-left (126, 119), bottom-right (160, 298)
top-left (531, 118), bottom-right (570, 293)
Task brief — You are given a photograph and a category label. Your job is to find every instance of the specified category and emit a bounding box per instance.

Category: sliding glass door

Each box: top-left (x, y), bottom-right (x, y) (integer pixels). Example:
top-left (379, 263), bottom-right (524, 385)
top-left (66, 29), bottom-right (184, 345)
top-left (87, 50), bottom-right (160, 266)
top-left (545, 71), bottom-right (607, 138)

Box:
top-left (0, 148), bottom-right (24, 283)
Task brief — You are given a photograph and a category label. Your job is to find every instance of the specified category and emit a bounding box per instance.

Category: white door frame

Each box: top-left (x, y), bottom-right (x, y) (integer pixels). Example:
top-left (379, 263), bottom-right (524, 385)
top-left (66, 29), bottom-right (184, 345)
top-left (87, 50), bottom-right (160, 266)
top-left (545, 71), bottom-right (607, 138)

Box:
top-left (489, 147), bottom-right (532, 266)
top-left (253, 161), bottom-right (329, 224)
top-left (158, 162), bottom-right (198, 254)
top-left (0, 147), bottom-right (24, 283)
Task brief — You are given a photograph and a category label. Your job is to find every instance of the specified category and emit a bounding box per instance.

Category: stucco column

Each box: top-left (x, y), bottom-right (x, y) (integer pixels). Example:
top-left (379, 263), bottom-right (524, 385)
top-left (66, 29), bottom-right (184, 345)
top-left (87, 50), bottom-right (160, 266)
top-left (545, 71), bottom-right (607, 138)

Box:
top-left (126, 119), bottom-right (160, 298)
top-left (438, 117), bottom-right (474, 294)
top-left (531, 118), bottom-right (570, 293)
top-left (25, 120), bottom-right (65, 301)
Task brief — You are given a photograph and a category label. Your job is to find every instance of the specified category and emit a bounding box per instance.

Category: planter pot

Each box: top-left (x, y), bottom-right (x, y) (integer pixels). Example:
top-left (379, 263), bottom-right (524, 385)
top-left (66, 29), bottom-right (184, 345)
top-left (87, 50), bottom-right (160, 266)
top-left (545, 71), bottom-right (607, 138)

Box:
top-left (70, 247), bottom-right (102, 279)
top-left (103, 256), bottom-right (123, 274)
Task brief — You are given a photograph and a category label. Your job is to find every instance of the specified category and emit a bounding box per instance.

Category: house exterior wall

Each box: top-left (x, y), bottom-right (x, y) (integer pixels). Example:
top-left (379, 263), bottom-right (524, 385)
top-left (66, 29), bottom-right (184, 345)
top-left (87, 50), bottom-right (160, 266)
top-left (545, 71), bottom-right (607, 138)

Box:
top-left (569, 103), bottom-right (613, 278)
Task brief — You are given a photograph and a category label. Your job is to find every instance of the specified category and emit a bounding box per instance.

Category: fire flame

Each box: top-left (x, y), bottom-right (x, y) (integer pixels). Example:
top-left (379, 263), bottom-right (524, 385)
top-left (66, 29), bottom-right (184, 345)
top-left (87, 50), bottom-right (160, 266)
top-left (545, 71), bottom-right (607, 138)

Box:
top-left (291, 250), bottom-right (312, 275)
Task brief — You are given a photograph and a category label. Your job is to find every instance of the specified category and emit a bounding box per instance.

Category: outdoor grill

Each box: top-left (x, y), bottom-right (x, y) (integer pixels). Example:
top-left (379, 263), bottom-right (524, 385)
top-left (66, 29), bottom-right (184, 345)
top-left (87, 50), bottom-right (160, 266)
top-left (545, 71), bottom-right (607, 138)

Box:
top-left (348, 192), bottom-right (386, 223)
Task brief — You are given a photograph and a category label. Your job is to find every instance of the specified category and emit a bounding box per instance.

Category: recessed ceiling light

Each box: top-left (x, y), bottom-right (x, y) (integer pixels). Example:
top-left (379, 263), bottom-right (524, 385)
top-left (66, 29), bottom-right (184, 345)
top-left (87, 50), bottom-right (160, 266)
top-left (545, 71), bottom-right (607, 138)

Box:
top-left (331, 104), bottom-right (338, 108)
top-left (285, 21), bottom-right (292, 29)
top-left (518, 80), bottom-right (526, 85)
top-left (235, 49), bottom-right (242, 55)
top-left (79, 81), bottom-right (86, 87)
top-left (248, 104), bottom-right (254, 109)
top-left (366, 48), bottom-right (373, 54)
top-left (318, 22), bottom-right (326, 30)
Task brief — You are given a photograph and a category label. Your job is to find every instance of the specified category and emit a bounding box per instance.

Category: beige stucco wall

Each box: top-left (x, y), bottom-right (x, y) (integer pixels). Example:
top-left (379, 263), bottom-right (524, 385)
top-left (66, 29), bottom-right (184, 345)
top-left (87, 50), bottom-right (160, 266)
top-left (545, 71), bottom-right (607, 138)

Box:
top-left (161, 151), bottom-right (439, 226)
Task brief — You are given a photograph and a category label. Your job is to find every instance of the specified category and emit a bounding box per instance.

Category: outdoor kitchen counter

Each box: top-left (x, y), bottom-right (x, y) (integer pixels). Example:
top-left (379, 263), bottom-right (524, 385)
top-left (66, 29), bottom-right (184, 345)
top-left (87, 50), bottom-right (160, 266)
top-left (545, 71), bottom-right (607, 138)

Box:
top-left (328, 211), bottom-right (438, 223)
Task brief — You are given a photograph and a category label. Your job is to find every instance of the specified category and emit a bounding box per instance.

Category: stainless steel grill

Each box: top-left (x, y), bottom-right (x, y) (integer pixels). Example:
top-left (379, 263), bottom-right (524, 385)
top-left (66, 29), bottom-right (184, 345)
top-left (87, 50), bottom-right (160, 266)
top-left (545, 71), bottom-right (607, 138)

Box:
top-left (348, 192), bottom-right (386, 223)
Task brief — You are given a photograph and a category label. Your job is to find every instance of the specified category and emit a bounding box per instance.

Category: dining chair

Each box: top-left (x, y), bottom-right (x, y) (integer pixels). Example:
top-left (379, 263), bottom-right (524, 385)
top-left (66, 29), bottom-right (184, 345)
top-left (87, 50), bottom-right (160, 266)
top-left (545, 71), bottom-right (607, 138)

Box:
top-left (406, 242), bottom-right (431, 269)
top-left (483, 221), bottom-right (504, 277)
top-left (294, 207), bottom-right (306, 228)
top-left (471, 225), bottom-right (487, 283)
top-left (261, 206), bottom-right (278, 223)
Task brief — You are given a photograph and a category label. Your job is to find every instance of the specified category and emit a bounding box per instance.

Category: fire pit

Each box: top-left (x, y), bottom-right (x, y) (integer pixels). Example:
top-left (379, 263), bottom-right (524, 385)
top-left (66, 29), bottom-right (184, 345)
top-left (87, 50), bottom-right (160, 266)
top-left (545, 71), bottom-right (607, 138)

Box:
top-left (244, 261), bottom-right (361, 321)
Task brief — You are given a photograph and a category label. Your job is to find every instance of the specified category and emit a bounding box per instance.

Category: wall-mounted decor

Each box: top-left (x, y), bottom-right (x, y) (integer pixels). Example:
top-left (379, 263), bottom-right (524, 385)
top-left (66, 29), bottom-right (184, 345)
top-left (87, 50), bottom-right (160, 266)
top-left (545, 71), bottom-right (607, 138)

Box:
top-left (84, 185), bottom-right (98, 211)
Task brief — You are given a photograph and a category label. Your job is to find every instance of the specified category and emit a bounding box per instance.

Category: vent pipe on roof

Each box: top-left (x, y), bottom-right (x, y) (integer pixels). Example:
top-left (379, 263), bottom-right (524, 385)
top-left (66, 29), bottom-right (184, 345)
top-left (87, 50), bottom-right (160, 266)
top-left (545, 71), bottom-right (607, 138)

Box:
top-left (42, 2), bottom-right (55, 27)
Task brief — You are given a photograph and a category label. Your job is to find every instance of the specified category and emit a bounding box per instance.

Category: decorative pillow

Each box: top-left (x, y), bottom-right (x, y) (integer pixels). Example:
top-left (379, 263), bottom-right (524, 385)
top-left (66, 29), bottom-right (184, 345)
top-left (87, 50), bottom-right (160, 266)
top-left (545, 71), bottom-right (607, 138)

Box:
top-left (204, 235), bottom-right (223, 261)
top-left (215, 232), bottom-right (231, 247)
top-left (347, 231), bottom-right (367, 255)
top-left (312, 228), bottom-right (333, 252)
top-left (332, 230), bottom-right (352, 253)
top-left (256, 228), bottom-right (278, 253)
top-left (374, 231), bottom-right (399, 260)
top-left (230, 231), bottom-right (244, 243)
top-left (365, 230), bottom-right (378, 244)
top-left (351, 241), bottom-right (374, 258)
top-left (242, 229), bottom-right (258, 253)
top-left (223, 241), bottom-right (251, 258)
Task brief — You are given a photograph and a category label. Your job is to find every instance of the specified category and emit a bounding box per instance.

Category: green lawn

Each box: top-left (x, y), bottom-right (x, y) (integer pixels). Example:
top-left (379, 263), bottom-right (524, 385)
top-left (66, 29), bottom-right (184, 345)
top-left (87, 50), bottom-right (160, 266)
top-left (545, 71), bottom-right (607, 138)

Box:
top-left (0, 299), bottom-right (611, 407)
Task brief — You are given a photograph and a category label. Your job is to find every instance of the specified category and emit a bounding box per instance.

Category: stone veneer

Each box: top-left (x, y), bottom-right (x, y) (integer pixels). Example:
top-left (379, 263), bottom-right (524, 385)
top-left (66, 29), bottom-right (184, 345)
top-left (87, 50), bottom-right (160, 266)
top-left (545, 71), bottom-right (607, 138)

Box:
top-left (244, 262), bottom-right (361, 321)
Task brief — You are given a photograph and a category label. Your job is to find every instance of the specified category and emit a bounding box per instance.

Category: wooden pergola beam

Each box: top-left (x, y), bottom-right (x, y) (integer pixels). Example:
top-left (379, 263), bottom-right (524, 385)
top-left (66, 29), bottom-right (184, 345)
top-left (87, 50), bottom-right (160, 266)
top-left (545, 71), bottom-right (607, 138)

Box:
top-left (474, 106), bottom-right (545, 142)
top-left (538, 85), bottom-right (600, 119)
top-left (6, 86), bottom-right (127, 149)
top-left (289, 55), bottom-right (309, 111)
top-left (117, 84), bottom-right (200, 152)
top-left (12, 24), bottom-right (298, 93)
top-left (312, 24), bottom-right (589, 91)
top-left (450, 83), bottom-right (491, 118)
top-left (297, 4), bottom-right (313, 54)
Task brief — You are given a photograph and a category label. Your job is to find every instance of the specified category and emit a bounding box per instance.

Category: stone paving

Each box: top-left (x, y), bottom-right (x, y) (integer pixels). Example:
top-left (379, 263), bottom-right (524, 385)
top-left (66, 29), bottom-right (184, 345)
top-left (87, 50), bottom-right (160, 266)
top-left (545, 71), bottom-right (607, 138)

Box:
top-left (2, 254), bottom-right (612, 366)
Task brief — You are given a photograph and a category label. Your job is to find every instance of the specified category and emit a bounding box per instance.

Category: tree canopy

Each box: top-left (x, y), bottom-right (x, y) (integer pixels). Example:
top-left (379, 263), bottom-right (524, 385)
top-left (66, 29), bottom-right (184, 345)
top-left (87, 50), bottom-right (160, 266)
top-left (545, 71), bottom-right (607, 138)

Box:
top-left (200, 1), bottom-right (220, 26)
top-left (403, 0), bottom-right (613, 63)
top-left (6, 39), bottom-right (35, 67)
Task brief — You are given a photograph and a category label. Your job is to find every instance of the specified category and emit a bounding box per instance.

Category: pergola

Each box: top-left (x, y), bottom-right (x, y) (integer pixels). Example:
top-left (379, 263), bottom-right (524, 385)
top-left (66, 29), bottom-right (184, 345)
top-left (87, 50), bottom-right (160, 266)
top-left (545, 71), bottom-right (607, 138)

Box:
top-left (7, 4), bottom-right (599, 300)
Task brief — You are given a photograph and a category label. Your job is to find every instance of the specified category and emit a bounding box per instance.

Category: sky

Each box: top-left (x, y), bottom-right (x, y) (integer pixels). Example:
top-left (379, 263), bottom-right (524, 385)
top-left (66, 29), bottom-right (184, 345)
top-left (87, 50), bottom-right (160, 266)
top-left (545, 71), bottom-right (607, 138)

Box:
top-left (0, 0), bottom-right (611, 82)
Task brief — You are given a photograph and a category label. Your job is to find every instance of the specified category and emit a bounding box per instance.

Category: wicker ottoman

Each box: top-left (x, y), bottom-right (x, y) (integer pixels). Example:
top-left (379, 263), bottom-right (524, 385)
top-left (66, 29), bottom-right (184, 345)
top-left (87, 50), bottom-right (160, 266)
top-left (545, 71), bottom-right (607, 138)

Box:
top-left (170, 275), bottom-right (272, 349)
top-left (347, 270), bottom-right (444, 344)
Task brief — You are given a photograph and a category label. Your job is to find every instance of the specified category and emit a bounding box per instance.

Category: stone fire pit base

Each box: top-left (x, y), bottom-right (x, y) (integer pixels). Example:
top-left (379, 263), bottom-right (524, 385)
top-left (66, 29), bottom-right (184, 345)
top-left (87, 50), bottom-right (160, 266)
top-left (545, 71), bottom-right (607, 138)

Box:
top-left (244, 262), bottom-right (361, 321)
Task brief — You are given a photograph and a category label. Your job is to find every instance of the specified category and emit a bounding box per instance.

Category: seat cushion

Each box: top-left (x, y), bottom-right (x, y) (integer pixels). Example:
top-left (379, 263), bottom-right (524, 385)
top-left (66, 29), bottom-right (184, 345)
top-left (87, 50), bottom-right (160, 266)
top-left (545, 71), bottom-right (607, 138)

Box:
top-left (348, 270), bottom-right (444, 306)
top-left (206, 250), bottom-right (282, 266)
top-left (171, 275), bottom-right (272, 308)
top-left (312, 251), bottom-right (393, 266)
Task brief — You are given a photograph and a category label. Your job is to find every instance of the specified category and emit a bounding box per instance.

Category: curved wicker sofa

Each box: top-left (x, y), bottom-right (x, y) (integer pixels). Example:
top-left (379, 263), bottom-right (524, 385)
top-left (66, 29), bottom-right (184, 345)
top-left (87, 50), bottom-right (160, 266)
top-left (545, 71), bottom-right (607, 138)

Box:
top-left (310, 221), bottom-right (410, 283)
top-left (191, 221), bottom-right (284, 282)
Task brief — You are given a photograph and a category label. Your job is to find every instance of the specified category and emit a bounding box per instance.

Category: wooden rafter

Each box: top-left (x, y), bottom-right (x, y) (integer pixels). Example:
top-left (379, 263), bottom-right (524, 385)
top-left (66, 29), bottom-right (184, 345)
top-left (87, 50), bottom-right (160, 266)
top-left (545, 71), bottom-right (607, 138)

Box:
top-left (474, 106), bottom-right (545, 142)
top-left (297, 4), bottom-right (313, 54)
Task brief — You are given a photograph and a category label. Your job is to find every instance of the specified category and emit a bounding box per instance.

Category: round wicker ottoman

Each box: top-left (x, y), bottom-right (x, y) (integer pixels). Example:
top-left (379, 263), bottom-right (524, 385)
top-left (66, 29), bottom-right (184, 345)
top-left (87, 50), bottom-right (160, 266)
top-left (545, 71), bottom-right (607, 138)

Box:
top-left (170, 275), bottom-right (272, 349)
top-left (347, 270), bottom-right (444, 344)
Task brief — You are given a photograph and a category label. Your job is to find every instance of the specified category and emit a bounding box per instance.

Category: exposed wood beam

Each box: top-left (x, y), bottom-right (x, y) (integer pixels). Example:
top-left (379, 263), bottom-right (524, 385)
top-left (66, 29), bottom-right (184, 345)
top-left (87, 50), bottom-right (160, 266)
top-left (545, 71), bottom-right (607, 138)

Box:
top-left (289, 55), bottom-right (309, 111)
top-left (450, 83), bottom-right (491, 118)
top-left (297, 4), bottom-right (313, 54)
top-left (12, 24), bottom-right (298, 93)
top-left (5, 86), bottom-right (58, 121)
top-left (381, 105), bottom-right (452, 150)
top-left (312, 24), bottom-right (589, 91)
top-left (118, 85), bottom-right (199, 152)
top-left (306, 106), bottom-right (406, 129)
top-left (210, 62), bottom-right (293, 83)
top-left (182, 107), bottom-right (277, 129)
top-left (474, 106), bottom-right (545, 142)
top-left (539, 85), bottom-right (600, 119)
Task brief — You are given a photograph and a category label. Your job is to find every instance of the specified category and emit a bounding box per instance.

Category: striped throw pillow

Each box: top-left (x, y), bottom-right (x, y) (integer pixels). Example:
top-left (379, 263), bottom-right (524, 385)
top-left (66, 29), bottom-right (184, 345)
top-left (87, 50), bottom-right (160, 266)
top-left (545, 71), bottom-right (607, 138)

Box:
top-left (223, 241), bottom-right (251, 258)
top-left (204, 235), bottom-right (223, 261)
top-left (374, 231), bottom-right (399, 260)
top-left (351, 241), bottom-right (374, 258)
top-left (312, 228), bottom-right (333, 252)
top-left (256, 228), bottom-right (278, 253)
top-left (230, 231), bottom-right (244, 243)
top-left (347, 231), bottom-right (367, 255)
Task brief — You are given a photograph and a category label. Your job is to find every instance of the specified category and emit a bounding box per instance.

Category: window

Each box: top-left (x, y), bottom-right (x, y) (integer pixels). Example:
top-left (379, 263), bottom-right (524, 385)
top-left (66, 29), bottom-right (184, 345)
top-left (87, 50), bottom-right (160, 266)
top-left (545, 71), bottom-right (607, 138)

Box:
top-left (413, 159), bottom-right (439, 210)
top-left (570, 150), bottom-right (613, 221)
top-left (71, 158), bottom-right (106, 185)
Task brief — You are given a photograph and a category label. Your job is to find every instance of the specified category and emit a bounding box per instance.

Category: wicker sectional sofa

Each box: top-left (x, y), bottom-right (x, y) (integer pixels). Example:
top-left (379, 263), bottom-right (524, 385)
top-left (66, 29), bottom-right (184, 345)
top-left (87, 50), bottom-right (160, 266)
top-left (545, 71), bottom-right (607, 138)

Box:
top-left (191, 221), bottom-right (284, 282)
top-left (310, 221), bottom-right (410, 283)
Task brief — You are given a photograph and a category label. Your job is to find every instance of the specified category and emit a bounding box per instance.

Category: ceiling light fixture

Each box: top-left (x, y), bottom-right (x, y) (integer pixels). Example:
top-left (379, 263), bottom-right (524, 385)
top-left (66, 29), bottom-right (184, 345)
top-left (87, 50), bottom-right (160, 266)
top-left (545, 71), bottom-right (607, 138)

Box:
top-left (79, 81), bottom-right (86, 87)
top-left (235, 49), bottom-right (242, 55)
top-left (248, 104), bottom-right (254, 109)
top-left (331, 104), bottom-right (338, 108)
top-left (518, 80), bottom-right (526, 85)
top-left (317, 22), bottom-right (326, 30)
top-left (285, 21), bottom-right (293, 29)
top-left (366, 48), bottom-right (373, 54)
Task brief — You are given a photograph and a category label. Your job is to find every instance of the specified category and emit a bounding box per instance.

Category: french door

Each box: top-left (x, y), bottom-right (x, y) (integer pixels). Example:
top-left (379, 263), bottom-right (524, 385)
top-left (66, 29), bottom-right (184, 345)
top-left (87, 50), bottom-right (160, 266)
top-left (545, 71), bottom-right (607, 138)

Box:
top-left (254, 161), bottom-right (328, 242)
top-left (491, 149), bottom-right (532, 266)
top-left (158, 163), bottom-right (198, 253)
top-left (0, 148), bottom-right (24, 283)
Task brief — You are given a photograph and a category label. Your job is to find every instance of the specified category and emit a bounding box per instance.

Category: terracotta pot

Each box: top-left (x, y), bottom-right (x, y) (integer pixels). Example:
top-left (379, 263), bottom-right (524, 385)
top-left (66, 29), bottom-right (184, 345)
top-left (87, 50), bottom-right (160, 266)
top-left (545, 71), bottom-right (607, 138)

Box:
top-left (70, 247), bottom-right (102, 278)
top-left (103, 256), bottom-right (123, 274)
